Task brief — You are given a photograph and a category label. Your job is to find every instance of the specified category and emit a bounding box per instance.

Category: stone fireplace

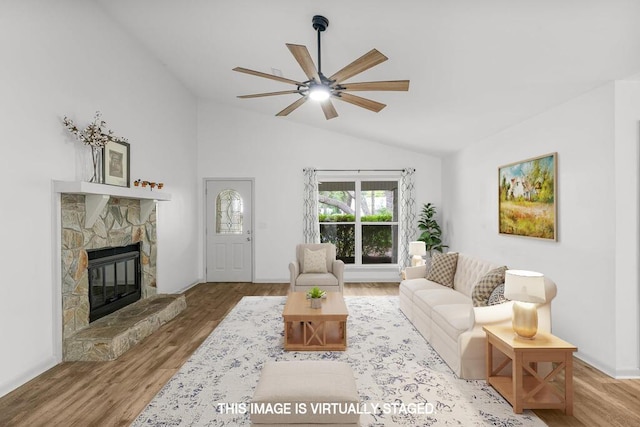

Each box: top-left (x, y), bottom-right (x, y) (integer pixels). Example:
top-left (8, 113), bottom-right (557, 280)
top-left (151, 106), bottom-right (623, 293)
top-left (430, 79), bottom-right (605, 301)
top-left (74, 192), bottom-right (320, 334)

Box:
top-left (55, 181), bottom-right (185, 362)
top-left (61, 194), bottom-right (158, 339)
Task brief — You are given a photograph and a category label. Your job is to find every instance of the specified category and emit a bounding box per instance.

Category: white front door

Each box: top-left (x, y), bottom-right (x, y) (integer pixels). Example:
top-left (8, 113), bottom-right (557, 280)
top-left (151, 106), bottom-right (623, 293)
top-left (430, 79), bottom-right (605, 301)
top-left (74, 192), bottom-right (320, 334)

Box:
top-left (205, 179), bottom-right (253, 282)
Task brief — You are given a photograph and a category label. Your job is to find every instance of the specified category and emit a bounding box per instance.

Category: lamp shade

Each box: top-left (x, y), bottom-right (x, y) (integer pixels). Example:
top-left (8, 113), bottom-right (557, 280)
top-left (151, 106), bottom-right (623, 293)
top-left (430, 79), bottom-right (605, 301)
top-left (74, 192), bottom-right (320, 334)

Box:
top-left (409, 241), bottom-right (427, 256)
top-left (504, 270), bottom-right (546, 304)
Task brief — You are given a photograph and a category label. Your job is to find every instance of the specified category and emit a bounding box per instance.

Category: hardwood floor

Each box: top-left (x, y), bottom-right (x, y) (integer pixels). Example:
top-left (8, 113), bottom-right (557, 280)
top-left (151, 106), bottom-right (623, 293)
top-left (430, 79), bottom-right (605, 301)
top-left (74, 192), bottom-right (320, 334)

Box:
top-left (0, 282), bottom-right (638, 426)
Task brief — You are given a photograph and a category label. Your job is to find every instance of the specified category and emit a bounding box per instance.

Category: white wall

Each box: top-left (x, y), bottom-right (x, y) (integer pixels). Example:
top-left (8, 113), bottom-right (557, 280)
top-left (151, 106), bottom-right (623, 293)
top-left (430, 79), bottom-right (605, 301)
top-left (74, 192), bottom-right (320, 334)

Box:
top-left (197, 101), bottom-right (442, 282)
top-left (0, 1), bottom-right (199, 397)
top-left (442, 82), bottom-right (640, 377)
top-left (614, 80), bottom-right (640, 377)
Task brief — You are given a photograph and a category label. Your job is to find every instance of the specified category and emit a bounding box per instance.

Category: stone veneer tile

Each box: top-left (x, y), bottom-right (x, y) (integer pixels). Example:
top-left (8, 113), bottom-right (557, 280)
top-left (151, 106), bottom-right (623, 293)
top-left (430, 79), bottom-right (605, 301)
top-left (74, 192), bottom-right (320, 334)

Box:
top-left (127, 207), bottom-right (141, 226)
top-left (62, 229), bottom-right (84, 250)
top-left (92, 219), bottom-right (107, 239)
top-left (132, 226), bottom-right (144, 243)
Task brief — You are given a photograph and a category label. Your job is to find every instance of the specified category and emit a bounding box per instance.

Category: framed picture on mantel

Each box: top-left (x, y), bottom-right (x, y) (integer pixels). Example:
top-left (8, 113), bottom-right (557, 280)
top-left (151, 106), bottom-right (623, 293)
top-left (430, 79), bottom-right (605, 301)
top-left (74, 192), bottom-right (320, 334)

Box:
top-left (498, 152), bottom-right (557, 240)
top-left (103, 140), bottom-right (130, 187)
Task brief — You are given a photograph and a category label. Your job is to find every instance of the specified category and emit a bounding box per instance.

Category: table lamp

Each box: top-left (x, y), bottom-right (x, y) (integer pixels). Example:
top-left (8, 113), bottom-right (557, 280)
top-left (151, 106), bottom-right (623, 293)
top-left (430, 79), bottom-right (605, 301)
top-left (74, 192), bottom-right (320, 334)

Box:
top-left (408, 241), bottom-right (427, 267)
top-left (503, 270), bottom-right (546, 339)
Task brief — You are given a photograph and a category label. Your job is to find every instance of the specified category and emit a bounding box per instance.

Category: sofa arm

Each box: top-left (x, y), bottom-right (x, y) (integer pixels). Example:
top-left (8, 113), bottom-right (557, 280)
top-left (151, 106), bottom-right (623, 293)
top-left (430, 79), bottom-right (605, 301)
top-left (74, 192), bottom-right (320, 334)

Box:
top-left (405, 264), bottom-right (427, 280)
top-left (544, 277), bottom-right (557, 302)
top-left (288, 262), bottom-right (299, 292)
top-left (471, 301), bottom-right (514, 328)
top-left (333, 260), bottom-right (345, 291)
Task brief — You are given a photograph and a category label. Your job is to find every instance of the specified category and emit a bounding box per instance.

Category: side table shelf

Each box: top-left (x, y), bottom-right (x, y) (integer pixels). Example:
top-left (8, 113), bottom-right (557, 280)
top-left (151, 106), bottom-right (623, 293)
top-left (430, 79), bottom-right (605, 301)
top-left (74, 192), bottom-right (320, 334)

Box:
top-left (483, 325), bottom-right (577, 415)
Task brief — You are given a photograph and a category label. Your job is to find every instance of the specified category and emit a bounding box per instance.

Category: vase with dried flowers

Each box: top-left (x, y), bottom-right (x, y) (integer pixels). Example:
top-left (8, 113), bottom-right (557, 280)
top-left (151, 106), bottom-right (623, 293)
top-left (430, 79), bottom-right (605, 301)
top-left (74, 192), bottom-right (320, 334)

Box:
top-left (63, 111), bottom-right (128, 183)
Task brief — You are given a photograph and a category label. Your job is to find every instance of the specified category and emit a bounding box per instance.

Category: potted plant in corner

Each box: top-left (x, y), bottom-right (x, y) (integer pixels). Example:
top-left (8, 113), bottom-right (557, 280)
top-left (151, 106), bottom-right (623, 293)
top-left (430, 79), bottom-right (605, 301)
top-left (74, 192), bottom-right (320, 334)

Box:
top-left (307, 286), bottom-right (326, 309)
top-left (417, 203), bottom-right (448, 258)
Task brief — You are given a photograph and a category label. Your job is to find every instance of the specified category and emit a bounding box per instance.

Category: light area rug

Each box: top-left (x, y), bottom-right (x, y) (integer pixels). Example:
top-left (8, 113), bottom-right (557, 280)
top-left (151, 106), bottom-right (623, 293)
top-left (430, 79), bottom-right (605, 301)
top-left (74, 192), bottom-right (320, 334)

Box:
top-left (132, 296), bottom-right (545, 426)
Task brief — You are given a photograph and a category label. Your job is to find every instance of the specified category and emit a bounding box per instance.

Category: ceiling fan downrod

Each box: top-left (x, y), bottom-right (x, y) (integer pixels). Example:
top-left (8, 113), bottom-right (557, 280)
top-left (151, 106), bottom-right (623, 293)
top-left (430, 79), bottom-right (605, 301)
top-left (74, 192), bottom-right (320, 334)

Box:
top-left (312, 15), bottom-right (329, 81)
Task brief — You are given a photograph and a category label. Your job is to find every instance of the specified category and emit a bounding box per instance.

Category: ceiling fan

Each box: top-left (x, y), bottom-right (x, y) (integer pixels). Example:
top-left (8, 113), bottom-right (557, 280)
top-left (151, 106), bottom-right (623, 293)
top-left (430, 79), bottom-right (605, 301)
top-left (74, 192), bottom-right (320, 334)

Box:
top-left (233, 15), bottom-right (410, 120)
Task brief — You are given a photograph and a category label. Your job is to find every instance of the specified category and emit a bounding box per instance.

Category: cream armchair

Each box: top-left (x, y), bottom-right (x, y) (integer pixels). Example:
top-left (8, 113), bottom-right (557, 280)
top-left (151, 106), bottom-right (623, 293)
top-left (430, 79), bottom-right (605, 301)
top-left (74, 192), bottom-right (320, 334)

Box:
top-left (289, 243), bottom-right (345, 293)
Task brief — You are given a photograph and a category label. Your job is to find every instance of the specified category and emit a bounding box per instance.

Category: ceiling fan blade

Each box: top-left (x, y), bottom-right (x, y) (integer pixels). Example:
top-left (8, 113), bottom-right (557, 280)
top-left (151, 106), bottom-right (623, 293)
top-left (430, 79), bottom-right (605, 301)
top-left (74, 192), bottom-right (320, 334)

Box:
top-left (233, 67), bottom-right (303, 86)
top-left (276, 97), bottom-right (308, 117)
top-left (286, 44), bottom-right (320, 82)
top-left (321, 99), bottom-right (338, 120)
top-left (329, 49), bottom-right (388, 83)
top-left (340, 80), bottom-right (410, 92)
top-left (335, 92), bottom-right (386, 113)
top-left (238, 90), bottom-right (303, 99)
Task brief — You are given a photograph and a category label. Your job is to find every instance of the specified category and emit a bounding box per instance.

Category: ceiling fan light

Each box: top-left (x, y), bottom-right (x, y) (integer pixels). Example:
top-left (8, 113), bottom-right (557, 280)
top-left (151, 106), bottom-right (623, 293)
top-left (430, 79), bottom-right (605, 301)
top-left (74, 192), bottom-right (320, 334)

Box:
top-left (309, 85), bottom-right (330, 101)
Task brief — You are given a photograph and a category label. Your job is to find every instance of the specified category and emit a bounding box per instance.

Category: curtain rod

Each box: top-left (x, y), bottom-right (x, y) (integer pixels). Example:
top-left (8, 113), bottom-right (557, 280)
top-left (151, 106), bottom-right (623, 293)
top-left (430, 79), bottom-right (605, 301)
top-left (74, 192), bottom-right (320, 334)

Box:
top-left (305, 168), bottom-right (413, 172)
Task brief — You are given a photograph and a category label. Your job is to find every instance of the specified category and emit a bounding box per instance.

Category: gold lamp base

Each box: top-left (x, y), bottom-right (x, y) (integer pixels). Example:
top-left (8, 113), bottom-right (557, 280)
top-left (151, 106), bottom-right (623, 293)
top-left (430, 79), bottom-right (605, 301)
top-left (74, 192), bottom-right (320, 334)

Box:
top-left (512, 301), bottom-right (539, 339)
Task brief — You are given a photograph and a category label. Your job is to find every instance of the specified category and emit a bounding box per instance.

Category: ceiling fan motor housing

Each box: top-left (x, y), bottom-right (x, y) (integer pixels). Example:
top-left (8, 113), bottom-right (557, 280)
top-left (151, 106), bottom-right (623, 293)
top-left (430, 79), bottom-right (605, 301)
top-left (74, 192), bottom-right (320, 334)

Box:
top-left (312, 15), bottom-right (329, 32)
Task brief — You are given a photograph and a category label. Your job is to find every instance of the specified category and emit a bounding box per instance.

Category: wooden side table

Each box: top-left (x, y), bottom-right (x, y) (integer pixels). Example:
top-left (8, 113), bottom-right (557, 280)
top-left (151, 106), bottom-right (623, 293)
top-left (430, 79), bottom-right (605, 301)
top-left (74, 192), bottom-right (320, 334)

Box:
top-left (483, 325), bottom-right (577, 415)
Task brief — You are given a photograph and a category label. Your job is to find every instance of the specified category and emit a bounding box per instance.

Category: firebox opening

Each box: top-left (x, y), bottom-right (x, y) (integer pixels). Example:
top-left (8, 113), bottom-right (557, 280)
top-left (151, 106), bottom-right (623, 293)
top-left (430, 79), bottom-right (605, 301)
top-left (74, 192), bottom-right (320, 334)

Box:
top-left (88, 243), bottom-right (141, 322)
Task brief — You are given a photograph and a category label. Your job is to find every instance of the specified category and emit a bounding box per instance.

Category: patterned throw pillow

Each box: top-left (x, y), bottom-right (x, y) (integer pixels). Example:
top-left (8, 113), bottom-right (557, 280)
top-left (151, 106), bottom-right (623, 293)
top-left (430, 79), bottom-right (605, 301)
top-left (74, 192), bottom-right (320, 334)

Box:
top-left (488, 283), bottom-right (510, 306)
top-left (426, 252), bottom-right (459, 288)
top-left (471, 266), bottom-right (508, 307)
top-left (303, 248), bottom-right (327, 273)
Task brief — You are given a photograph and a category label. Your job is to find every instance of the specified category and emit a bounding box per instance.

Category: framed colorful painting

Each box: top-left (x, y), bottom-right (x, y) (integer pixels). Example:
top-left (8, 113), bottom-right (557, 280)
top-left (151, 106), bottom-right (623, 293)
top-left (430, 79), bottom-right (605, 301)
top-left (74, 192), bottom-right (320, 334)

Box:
top-left (498, 153), bottom-right (557, 240)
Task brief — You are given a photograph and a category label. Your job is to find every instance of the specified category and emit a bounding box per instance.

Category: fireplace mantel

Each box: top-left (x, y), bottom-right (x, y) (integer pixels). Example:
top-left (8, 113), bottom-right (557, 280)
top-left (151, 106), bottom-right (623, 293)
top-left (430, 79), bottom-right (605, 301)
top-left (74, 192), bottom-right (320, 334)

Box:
top-left (54, 180), bottom-right (171, 227)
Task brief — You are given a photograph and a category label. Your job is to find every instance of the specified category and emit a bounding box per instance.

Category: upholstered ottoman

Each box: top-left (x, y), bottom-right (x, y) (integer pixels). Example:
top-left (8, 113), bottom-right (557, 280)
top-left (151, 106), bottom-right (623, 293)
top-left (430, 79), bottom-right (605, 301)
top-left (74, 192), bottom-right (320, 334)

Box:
top-left (251, 361), bottom-right (360, 426)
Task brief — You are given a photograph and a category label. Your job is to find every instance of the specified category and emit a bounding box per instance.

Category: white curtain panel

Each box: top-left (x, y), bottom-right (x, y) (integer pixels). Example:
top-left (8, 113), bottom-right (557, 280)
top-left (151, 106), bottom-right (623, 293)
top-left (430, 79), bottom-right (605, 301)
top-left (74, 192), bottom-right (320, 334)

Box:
top-left (302, 167), bottom-right (320, 243)
top-left (399, 168), bottom-right (417, 268)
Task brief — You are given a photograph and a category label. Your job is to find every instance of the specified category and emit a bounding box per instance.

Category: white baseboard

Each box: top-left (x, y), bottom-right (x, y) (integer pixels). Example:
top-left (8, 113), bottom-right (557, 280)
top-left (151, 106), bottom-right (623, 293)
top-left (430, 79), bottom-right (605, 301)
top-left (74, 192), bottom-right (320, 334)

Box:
top-left (345, 275), bottom-right (401, 283)
top-left (176, 279), bottom-right (203, 294)
top-left (0, 356), bottom-right (58, 399)
top-left (250, 279), bottom-right (402, 284)
top-left (251, 279), bottom-right (288, 283)
top-left (614, 368), bottom-right (640, 379)
top-left (574, 353), bottom-right (617, 378)
top-left (575, 353), bottom-right (640, 379)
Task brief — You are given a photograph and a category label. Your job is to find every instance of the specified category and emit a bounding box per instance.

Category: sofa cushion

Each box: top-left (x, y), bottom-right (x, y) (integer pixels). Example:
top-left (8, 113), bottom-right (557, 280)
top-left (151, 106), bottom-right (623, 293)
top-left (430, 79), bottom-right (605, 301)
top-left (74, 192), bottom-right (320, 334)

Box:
top-left (414, 288), bottom-right (471, 317)
top-left (471, 266), bottom-right (508, 307)
top-left (487, 283), bottom-right (509, 306)
top-left (431, 304), bottom-right (474, 340)
top-left (399, 278), bottom-right (446, 300)
top-left (295, 273), bottom-right (338, 287)
top-left (303, 248), bottom-right (328, 273)
top-left (426, 252), bottom-right (458, 288)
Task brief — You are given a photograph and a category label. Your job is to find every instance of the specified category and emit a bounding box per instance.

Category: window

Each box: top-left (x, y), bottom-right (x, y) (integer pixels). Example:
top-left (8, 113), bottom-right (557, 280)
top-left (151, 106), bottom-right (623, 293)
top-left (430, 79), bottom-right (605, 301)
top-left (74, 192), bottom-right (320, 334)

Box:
top-left (216, 189), bottom-right (243, 234)
top-left (318, 179), bottom-right (399, 265)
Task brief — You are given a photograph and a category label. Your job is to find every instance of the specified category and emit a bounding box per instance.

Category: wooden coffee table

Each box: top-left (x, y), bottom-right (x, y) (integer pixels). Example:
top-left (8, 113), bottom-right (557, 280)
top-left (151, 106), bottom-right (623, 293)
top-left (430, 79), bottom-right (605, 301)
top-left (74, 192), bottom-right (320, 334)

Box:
top-left (283, 292), bottom-right (348, 351)
top-left (483, 325), bottom-right (577, 415)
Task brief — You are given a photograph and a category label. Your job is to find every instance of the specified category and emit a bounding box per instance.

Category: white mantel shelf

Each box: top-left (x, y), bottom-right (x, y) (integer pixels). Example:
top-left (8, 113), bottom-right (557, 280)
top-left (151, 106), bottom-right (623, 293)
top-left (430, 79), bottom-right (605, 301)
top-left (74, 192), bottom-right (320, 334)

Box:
top-left (54, 180), bottom-right (172, 227)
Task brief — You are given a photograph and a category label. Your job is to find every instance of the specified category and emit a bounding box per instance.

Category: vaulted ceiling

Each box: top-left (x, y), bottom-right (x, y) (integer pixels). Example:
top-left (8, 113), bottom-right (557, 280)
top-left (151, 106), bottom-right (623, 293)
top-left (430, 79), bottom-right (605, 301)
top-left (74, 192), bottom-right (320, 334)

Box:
top-left (97, 0), bottom-right (640, 156)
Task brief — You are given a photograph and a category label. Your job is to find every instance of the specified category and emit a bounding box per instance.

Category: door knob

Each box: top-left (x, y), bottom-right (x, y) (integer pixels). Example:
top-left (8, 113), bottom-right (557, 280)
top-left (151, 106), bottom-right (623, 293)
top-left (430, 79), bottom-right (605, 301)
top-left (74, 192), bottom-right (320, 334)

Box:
top-left (247, 237), bottom-right (251, 241)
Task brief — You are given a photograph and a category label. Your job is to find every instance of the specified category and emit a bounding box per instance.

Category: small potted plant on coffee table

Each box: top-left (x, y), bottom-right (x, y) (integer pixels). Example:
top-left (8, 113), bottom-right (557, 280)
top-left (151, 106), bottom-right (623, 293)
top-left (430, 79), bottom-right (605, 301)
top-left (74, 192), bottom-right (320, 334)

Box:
top-left (307, 286), bottom-right (326, 309)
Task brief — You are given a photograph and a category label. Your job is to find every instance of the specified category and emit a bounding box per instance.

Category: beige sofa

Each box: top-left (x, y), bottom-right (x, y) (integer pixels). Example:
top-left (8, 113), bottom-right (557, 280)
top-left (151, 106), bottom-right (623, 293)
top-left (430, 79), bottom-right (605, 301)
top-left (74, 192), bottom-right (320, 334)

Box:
top-left (399, 253), bottom-right (557, 379)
